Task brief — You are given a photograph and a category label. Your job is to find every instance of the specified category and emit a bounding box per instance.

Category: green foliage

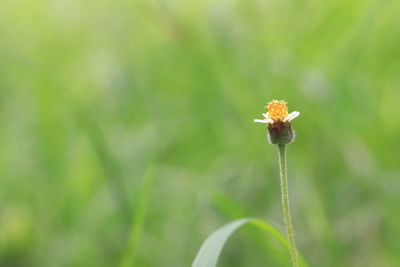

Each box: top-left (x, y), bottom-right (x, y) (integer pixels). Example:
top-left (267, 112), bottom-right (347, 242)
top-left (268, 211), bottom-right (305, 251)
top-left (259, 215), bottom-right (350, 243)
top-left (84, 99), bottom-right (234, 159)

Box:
top-left (1, 0), bottom-right (400, 266)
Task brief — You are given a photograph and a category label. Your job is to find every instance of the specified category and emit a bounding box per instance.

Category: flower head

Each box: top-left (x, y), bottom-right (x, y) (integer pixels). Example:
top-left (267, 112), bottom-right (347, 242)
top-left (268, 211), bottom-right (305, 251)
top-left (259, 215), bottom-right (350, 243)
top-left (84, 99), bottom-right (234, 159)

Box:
top-left (267, 100), bottom-right (289, 121)
top-left (254, 100), bottom-right (300, 144)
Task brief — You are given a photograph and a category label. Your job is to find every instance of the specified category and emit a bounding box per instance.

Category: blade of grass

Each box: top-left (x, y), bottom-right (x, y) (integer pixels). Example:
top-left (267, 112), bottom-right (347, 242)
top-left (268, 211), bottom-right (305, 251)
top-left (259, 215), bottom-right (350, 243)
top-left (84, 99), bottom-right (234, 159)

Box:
top-left (192, 218), bottom-right (308, 267)
top-left (120, 166), bottom-right (155, 267)
top-left (212, 192), bottom-right (291, 265)
top-left (72, 103), bottom-right (132, 222)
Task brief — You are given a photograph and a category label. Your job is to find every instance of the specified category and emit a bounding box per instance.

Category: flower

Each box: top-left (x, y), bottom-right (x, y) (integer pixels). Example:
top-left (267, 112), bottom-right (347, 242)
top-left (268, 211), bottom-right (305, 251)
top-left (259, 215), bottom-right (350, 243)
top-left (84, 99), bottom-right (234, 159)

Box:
top-left (254, 100), bottom-right (300, 124)
top-left (254, 100), bottom-right (300, 144)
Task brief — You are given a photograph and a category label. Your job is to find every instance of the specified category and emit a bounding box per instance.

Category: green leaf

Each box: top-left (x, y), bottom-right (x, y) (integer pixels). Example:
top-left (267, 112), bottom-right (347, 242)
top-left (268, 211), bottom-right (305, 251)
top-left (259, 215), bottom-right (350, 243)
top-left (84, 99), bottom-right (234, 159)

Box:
top-left (192, 218), bottom-right (307, 267)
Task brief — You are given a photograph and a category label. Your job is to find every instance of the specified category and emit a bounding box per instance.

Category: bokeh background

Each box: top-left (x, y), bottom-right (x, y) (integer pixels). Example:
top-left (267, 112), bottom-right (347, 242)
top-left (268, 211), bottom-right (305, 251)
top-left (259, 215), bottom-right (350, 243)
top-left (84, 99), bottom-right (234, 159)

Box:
top-left (1, 0), bottom-right (400, 266)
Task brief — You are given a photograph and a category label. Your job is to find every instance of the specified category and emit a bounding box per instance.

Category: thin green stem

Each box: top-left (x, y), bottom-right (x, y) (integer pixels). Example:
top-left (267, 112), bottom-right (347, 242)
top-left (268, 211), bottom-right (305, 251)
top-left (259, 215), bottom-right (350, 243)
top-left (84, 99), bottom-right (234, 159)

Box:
top-left (278, 144), bottom-right (299, 267)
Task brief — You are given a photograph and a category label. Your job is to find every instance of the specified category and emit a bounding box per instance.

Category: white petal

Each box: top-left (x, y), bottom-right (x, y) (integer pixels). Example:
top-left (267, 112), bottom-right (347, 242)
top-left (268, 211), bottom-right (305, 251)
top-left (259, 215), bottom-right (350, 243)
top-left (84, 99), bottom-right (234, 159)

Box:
top-left (262, 112), bottom-right (269, 118)
top-left (254, 118), bottom-right (274, 124)
top-left (254, 119), bottom-right (268, 123)
top-left (283, 111), bottom-right (300, 122)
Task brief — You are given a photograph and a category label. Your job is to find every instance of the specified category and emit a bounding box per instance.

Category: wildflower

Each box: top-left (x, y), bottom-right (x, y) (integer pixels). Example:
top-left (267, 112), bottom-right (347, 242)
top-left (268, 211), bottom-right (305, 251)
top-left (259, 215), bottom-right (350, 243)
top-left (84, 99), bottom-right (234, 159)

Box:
top-left (254, 100), bottom-right (300, 144)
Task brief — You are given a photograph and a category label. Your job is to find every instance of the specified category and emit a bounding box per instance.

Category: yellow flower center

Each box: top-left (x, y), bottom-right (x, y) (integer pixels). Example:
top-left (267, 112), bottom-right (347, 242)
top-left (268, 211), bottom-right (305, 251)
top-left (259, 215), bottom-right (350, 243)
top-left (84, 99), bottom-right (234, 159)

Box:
top-left (266, 100), bottom-right (289, 121)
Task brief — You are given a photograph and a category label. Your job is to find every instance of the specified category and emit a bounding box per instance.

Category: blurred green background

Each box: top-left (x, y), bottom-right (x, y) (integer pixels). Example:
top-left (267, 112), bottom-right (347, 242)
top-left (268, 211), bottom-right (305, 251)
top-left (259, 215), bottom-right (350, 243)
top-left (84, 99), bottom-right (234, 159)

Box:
top-left (1, 0), bottom-right (400, 266)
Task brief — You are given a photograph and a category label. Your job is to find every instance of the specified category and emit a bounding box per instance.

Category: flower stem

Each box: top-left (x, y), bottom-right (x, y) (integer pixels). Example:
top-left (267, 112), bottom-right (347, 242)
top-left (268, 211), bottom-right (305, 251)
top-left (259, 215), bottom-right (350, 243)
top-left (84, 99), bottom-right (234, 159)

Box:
top-left (277, 144), bottom-right (299, 267)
